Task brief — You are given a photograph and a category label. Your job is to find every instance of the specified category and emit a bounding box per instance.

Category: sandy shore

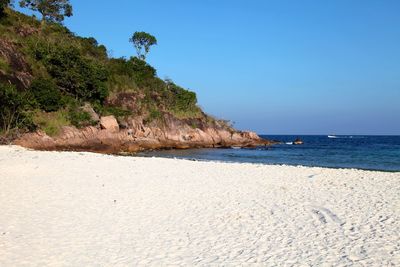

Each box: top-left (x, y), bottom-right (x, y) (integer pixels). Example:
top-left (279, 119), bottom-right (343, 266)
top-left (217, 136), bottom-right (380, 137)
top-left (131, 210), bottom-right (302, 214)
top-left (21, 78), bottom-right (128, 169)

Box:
top-left (0, 146), bottom-right (399, 266)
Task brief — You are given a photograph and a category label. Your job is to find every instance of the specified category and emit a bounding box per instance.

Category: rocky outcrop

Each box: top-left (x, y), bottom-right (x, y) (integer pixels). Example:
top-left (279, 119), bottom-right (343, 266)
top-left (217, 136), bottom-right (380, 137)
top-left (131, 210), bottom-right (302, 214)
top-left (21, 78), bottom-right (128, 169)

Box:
top-left (14, 114), bottom-right (272, 154)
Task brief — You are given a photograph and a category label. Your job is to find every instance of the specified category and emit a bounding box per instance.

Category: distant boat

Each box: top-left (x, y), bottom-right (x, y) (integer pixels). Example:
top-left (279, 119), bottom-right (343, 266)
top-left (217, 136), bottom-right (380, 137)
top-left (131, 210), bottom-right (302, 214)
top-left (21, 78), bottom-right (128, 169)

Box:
top-left (328, 135), bottom-right (337, 138)
top-left (293, 138), bottom-right (304, 145)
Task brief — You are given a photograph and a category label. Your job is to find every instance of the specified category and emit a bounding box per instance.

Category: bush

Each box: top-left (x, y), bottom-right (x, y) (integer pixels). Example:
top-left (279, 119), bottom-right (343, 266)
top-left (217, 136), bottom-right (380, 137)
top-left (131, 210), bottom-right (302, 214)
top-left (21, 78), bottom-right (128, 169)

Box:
top-left (92, 102), bottom-right (131, 119)
top-left (42, 21), bottom-right (73, 37)
top-left (0, 82), bottom-right (35, 133)
top-left (33, 110), bottom-right (70, 136)
top-left (167, 82), bottom-right (199, 113)
top-left (147, 108), bottom-right (162, 123)
top-left (107, 74), bottom-right (138, 93)
top-left (103, 106), bottom-right (131, 118)
top-left (174, 88), bottom-right (197, 111)
top-left (127, 57), bottom-right (156, 87)
top-left (107, 58), bottom-right (132, 76)
top-left (33, 44), bottom-right (109, 101)
top-left (30, 78), bottom-right (63, 112)
top-left (68, 107), bottom-right (96, 128)
top-left (107, 57), bottom-right (157, 89)
top-left (79, 37), bottom-right (108, 59)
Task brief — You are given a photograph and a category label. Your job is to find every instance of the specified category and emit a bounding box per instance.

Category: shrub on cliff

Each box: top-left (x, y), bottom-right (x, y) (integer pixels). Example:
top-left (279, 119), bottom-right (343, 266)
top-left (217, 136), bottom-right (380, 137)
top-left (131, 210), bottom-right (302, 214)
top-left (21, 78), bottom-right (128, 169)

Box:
top-left (173, 86), bottom-right (197, 112)
top-left (146, 108), bottom-right (162, 123)
top-left (165, 81), bottom-right (201, 118)
top-left (33, 44), bottom-right (109, 102)
top-left (0, 82), bottom-right (35, 134)
top-left (79, 37), bottom-right (108, 60)
top-left (33, 110), bottom-right (69, 136)
top-left (93, 104), bottom-right (132, 118)
top-left (67, 107), bottom-right (96, 128)
top-left (30, 78), bottom-right (64, 112)
top-left (126, 57), bottom-right (157, 87)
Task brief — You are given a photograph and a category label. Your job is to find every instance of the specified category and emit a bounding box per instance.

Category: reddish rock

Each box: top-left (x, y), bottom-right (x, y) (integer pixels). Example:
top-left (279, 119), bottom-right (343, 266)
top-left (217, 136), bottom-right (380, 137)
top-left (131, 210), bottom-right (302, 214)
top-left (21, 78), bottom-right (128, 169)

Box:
top-left (14, 122), bottom-right (273, 154)
top-left (100, 116), bottom-right (119, 133)
top-left (14, 102), bottom-right (274, 153)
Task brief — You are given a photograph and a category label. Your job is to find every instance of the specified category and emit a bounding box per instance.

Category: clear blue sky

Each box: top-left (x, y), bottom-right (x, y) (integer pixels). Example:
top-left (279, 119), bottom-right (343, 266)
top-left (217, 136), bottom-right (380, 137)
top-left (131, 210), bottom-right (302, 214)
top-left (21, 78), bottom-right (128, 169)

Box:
top-left (17, 0), bottom-right (400, 135)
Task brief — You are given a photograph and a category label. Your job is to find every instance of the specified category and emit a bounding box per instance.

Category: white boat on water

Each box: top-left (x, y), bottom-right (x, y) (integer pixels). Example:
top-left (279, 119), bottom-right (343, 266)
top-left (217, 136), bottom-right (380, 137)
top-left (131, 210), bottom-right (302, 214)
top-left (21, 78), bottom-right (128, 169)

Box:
top-left (328, 135), bottom-right (337, 138)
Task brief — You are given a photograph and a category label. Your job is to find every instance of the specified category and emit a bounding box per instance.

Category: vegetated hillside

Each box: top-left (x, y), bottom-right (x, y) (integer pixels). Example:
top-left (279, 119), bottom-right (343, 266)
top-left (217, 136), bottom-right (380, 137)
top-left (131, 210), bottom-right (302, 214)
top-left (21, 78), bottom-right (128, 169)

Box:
top-left (0, 9), bottom-right (233, 137)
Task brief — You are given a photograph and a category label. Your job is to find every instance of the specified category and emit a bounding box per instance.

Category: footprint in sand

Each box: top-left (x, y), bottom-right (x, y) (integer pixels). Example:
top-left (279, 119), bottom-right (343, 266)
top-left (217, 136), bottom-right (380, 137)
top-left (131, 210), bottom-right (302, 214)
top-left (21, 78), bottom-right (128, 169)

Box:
top-left (311, 209), bottom-right (327, 224)
top-left (311, 207), bottom-right (344, 225)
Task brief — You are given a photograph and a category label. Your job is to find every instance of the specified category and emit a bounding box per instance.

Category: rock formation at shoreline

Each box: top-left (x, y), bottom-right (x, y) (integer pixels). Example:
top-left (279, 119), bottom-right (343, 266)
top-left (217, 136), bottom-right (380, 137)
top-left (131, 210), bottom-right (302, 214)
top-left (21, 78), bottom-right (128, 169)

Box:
top-left (14, 114), bottom-right (271, 153)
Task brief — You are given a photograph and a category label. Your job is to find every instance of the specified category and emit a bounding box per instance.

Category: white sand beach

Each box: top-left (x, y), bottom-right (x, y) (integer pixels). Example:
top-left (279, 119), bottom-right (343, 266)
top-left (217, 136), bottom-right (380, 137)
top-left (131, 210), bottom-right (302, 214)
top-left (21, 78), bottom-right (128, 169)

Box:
top-left (0, 145), bottom-right (399, 266)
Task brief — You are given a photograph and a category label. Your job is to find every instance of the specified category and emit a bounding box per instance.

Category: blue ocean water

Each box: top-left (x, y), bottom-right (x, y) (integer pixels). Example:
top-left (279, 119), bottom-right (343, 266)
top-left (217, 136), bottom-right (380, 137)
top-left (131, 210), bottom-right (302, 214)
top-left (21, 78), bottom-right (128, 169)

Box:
top-left (137, 135), bottom-right (400, 172)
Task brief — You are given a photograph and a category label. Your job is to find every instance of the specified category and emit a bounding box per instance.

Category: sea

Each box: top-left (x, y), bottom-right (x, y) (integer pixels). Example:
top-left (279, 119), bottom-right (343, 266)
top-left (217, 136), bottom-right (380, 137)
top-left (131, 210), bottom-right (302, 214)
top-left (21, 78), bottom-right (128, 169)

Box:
top-left (137, 135), bottom-right (400, 172)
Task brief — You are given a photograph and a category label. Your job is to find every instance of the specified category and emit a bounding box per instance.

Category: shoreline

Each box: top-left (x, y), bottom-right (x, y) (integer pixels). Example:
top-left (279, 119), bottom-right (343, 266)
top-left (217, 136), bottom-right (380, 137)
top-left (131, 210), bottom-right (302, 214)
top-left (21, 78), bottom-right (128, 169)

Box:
top-left (4, 144), bottom-right (400, 173)
top-left (5, 144), bottom-right (400, 173)
top-left (1, 145), bottom-right (399, 265)
top-left (135, 153), bottom-right (400, 173)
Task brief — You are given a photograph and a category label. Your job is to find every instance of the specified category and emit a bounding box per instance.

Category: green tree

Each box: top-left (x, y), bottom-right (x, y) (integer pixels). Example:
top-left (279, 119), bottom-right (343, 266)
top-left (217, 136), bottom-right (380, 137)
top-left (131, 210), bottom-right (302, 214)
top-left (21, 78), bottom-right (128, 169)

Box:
top-left (0, 82), bottom-right (35, 134)
top-left (19, 0), bottom-right (72, 23)
top-left (33, 44), bottom-right (109, 101)
top-left (129, 31), bottom-right (157, 61)
top-left (30, 78), bottom-right (63, 112)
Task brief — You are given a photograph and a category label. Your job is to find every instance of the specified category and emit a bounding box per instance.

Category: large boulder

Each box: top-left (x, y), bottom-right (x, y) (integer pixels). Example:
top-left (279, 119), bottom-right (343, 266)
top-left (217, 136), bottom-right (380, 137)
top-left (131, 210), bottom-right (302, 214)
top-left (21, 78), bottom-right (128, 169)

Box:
top-left (100, 116), bottom-right (119, 133)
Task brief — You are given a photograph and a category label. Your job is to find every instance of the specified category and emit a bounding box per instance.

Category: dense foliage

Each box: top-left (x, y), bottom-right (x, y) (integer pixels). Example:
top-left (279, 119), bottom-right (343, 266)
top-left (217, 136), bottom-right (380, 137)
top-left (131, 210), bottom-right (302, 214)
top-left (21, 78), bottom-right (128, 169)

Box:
top-left (0, 83), bottom-right (35, 134)
top-left (29, 78), bottom-right (63, 111)
top-left (34, 44), bottom-right (109, 101)
top-left (67, 107), bottom-right (95, 128)
top-left (0, 9), bottom-right (205, 136)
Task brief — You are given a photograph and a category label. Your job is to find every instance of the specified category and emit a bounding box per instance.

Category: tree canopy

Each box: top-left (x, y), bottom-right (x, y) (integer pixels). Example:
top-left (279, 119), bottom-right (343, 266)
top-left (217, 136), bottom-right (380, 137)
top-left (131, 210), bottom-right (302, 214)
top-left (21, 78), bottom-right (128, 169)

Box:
top-left (129, 31), bottom-right (157, 61)
top-left (19, 0), bottom-right (72, 23)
